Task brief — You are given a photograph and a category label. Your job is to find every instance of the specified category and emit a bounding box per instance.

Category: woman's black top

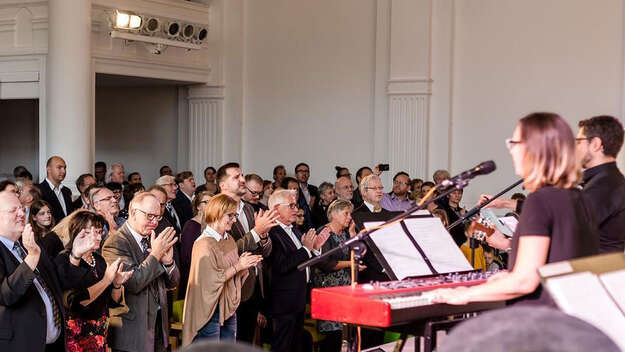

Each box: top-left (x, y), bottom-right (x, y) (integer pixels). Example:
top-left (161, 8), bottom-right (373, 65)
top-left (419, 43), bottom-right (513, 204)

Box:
top-left (508, 186), bottom-right (599, 306)
top-left (55, 251), bottom-right (121, 320)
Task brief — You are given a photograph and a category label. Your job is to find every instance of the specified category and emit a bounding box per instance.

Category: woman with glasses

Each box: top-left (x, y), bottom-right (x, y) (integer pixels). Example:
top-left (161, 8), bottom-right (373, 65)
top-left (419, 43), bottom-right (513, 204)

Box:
top-left (313, 199), bottom-right (363, 352)
top-left (182, 194), bottom-right (263, 345)
top-left (180, 191), bottom-right (212, 296)
top-left (54, 211), bottom-right (133, 352)
top-left (432, 112), bottom-right (599, 307)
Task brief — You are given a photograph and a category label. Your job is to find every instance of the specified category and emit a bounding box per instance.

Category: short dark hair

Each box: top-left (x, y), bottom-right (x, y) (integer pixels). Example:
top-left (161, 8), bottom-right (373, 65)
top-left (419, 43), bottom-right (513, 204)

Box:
top-left (245, 173), bottom-right (264, 185)
top-left (335, 166), bottom-right (349, 179)
top-left (511, 193), bottom-right (526, 201)
top-left (422, 181), bottom-right (435, 188)
top-left (94, 161), bottom-right (106, 169)
top-left (75, 173), bottom-right (94, 192)
top-left (216, 162), bottom-right (240, 185)
top-left (294, 163), bottom-right (309, 172)
top-left (124, 183), bottom-right (145, 204)
top-left (175, 171), bottom-right (194, 185)
top-left (0, 180), bottom-right (16, 192)
top-left (393, 171), bottom-right (410, 182)
top-left (356, 166), bottom-right (372, 182)
top-left (159, 165), bottom-right (172, 175)
top-left (13, 166), bottom-right (27, 178)
top-left (127, 172), bottom-right (139, 182)
top-left (280, 177), bottom-right (298, 189)
top-left (204, 166), bottom-right (216, 174)
top-left (578, 115), bottom-right (624, 158)
top-left (105, 182), bottom-right (122, 191)
top-left (273, 165), bottom-right (285, 176)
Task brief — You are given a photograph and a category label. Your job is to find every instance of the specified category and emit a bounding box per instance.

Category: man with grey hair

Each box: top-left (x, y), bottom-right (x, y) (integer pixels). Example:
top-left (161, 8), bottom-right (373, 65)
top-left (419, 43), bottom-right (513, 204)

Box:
top-left (155, 175), bottom-right (184, 234)
top-left (90, 186), bottom-right (124, 236)
top-left (266, 189), bottom-right (330, 352)
top-left (102, 192), bottom-right (179, 352)
top-left (335, 175), bottom-right (354, 203)
top-left (433, 169), bottom-right (450, 184)
top-left (109, 163), bottom-right (127, 209)
top-left (311, 182), bottom-right (336, 227)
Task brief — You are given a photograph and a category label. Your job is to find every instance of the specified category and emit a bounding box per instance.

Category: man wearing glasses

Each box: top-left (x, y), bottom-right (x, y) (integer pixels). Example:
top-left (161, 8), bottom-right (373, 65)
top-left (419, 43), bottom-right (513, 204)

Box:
top-left (243, 173), bottom-right (269, 212)
top-left (380, 171), bottom-right (412, 212)
top-left (90, 186), bottom-right (124, 239)
top-left (294, 162), bottom-right (318, 209)
top-left (155, 175), bottom-right (184, 234)
top-left (102, 192), bottom-right (179, 352)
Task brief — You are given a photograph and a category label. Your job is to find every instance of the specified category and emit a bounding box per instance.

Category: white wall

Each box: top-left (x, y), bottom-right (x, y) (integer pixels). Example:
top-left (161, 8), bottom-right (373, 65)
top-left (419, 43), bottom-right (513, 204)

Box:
top-left (241, 0), bottom-right (377, 185)
top-left (446, 0), bottom-right (624, 205)
top-left (95, 87), bottom-right (179, 185)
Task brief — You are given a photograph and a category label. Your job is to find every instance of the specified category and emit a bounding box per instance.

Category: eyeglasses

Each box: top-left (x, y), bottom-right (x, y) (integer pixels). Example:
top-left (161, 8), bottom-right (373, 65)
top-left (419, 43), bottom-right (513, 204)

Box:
top-left (296, 169), bottom-right (310, 174)
top-left (163, 183), bottom-right (178, 189)
top-left (226, 212), bottom-right (238, 220)
top-left (247, 187), bottom-right (263, 197)
top-left (366, 186), bottom-right (384, 191)
top-left (505, 138), bottom-right (523, 150)
top-left (279, 203), bottom-right (298, 209)
top-left (94, 196), bottom-right (115, 203)
top-left (393, 181), bottom-right (409, 186)
top-left (135, 208), bottom-right (163, 222)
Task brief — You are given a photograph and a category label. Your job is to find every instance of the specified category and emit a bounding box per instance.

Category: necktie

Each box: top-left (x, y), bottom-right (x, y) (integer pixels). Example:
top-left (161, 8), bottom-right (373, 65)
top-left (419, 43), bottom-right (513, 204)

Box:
top-left (373, 205), bottom-right (382, 213)
top-left (13, 242), bottom-right (62, 329)
top-left (166, 203), bottom-right (181, 229)
top-left (140, 237), bottom-right (150, 257)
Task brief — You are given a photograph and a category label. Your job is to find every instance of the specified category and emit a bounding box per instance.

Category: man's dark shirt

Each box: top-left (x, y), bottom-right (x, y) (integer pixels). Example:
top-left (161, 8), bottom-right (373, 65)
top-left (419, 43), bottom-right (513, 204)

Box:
top-left (582, 162), bottom-right (625, 253)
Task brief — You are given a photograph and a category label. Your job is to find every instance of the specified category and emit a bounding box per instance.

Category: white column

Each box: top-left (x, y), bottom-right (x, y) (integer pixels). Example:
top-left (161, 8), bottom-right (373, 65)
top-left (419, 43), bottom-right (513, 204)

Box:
top-left (187, 85), bottom-right (224, 178)
top-left (46, 0), bottom-right (92, 189)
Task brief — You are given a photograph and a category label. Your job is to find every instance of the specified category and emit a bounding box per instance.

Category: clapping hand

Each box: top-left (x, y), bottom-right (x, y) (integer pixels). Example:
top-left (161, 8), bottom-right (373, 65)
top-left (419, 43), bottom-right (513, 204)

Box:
top-left (72, 227), bottom-right (98, 258)
top-left (313, 227), bottom-right (331, 250)
top-left (150, 227), bottom-right (177, 262)
top-left (104, 258), bottom-right (134, 287)
top-left (236, 252), bottom-right (263, 271)
top-left (21, 224), bottom-right (40, 257)
top-left (253, 208), bottom-right (280, 236)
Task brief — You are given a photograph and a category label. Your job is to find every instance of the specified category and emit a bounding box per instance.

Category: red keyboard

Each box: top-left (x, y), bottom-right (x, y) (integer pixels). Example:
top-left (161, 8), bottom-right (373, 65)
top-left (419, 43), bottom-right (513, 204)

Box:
top-left (311, 271), bottom-right (504, 327)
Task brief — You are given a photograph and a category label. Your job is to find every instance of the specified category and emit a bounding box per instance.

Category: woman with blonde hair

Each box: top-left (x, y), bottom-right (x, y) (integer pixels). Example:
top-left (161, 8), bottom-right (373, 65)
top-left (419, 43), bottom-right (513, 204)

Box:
top-left (432, 112), bottom-right (599, 306)
top-left (182, 194), bottom-right (263, 345)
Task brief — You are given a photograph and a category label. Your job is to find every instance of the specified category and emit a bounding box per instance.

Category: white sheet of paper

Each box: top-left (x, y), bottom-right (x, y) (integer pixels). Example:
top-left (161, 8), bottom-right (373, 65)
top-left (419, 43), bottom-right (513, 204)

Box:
top-left (402, 218), bottom-right (473, 273)
top-left (364, 221), bottom-right (432, 280)
top-left (546, 271), bottom-right (625, 350)
top-left (499, 216), bottom-right (518, 234)
top-left (410, 209), bottom-right (431, 216)
top-left (599, 269), bottom-right (625, 314)
top-left (364, 218), bottom-right (472, 280)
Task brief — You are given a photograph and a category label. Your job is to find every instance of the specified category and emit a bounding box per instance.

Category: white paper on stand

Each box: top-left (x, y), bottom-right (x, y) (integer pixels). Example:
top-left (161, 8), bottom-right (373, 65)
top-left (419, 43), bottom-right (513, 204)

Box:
top-left (363, 218), bottom-right (472, 280)
top-left (546, 271), bottom-right (625, 351)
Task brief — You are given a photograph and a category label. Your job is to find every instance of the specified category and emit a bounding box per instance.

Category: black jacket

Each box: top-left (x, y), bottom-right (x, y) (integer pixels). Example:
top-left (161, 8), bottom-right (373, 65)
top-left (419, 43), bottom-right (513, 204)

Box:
top-left (37, 180), bottom-right (75, 223)
top-left (351, 204), bottom-right (393, 283)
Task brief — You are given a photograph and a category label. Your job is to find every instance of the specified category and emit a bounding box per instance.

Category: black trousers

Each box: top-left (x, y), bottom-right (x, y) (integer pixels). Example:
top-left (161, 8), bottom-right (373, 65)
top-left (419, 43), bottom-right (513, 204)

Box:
top-left (271, 312), bottom-right (305, 352)
top-left (236, 281), bottom-right (263, 343)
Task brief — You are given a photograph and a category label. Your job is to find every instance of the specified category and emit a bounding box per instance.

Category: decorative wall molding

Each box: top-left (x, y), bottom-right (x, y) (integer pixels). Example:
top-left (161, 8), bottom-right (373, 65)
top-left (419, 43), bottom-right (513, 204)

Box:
top-left (93, 55), bottom-right (210, 83)
top-left (388, 95), bottom-right (429, 179)
top-left (387, 78), bottom-right (432, 95)
top-left (92, 0), bottom-right (209, 25)
top-left (188, 97), bottom-right (222, 179)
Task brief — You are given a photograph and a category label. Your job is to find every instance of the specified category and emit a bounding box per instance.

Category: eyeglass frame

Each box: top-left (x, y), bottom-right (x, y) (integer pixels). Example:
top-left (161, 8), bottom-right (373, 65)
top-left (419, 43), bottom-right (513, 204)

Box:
top-left (278, 202), bottom-right (298, 209)
top-left (246, 186), bottom-right (263, 197)
top-left (135, 208), bottom-right (163, 222)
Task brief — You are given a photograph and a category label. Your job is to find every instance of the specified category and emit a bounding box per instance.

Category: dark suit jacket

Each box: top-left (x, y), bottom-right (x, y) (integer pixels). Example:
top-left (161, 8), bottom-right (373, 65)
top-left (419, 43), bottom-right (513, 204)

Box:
top-left (229, 202), bottom-right (272, 301)
top-left (266, 226), bottom-right (311, 316)
top-left (352, 204), bottom-right (393, 283)
top-left (71, 196), bottom-right (86, 210)
top-left (102, 223), bottom-right (180, 352)
top-left (0, 242), bottom-right (67, 351)
top-left (37, 180), bottom-right (75, 223)
top-left (311, 202), bottom-right (330, 229)
top-left (173, 190), bottom-right (194, 229)
top-left (162, 201), bottom-right (184, 234)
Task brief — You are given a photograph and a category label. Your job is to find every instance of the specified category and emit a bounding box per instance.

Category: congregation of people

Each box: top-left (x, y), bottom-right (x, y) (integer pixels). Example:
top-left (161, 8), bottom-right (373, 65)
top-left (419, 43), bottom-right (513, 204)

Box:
top-left (1, 113), bottom-right (625, 352)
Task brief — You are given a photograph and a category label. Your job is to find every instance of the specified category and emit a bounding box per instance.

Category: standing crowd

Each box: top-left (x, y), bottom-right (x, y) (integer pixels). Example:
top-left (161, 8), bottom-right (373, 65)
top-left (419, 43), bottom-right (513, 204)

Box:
top-left (1, 115), bottom-right (624, 352)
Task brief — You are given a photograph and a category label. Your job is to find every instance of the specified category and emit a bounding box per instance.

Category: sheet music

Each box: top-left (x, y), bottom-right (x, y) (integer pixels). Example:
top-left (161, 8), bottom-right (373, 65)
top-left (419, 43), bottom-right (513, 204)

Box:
top-left (546, 271), bottom-right (625, 350)
top-left (364, 221), bottom-right (432, 280)
top-left (364, 218), bottom-right (472, 280)
top-left (402, 218), bottom-right (473, 273)
top-left (599, 269), bottom-right (625, 314)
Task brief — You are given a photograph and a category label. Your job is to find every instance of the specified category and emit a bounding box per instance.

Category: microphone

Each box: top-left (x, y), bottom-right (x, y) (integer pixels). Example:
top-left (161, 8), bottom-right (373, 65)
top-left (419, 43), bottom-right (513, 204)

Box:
top-left (442, 160), bottom-right (496, 187)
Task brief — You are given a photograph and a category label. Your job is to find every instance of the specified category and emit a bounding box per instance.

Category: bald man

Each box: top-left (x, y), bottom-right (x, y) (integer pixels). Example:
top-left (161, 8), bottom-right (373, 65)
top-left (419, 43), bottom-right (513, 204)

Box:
top-left (37, 156), bottom-right (75, 223)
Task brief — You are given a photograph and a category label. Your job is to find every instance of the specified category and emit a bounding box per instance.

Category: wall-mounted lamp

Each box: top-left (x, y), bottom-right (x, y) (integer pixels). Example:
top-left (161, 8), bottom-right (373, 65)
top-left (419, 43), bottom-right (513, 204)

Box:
top-left (115, 11), bottom-right (142, 30)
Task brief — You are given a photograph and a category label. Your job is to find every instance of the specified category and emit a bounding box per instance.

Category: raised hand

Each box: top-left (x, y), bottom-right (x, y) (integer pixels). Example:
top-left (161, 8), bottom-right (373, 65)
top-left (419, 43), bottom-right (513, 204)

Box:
top-left (301, 229), bottom-right (316, 251)
top-left (113, 262), bottom-right (133, 287)
top-left (485, 229), bottom-right (512, 251)
top-left (253, 208), bottom-right (280, 236)
top-left (478, 194), bottom-right (515, 210)
top-left (149, 227), bottom-right (177, 261)
top-left (104, 258), bottom-right (122, 284)
top-left (21, 224), bottom-right (40, 257)
top-left (348, 220), bottom-right (357, 238)
top-left (236, 252), bottom-right (263, 270)
top-left (313, 227), bottom-right (331, 250)
top-left (72, 227), bottom-right (97, 258)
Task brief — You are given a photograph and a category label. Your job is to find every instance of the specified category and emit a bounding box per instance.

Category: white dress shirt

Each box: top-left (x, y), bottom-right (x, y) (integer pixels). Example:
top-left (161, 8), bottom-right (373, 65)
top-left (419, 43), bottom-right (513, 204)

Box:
top-left (45, 178), bottom-right (67, 216)
top-left (276, 221), bottom-right (320, 282)
top-left (0, 236), bottom-right (60, 344)
top-left (237, 201), bottom-right (260, 242)
top-left (197, 225), bottom-right (227, 242)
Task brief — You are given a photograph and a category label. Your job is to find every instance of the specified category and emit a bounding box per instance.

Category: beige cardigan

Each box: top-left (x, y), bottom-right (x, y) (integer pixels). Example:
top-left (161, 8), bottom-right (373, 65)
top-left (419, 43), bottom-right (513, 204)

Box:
top-left (182, 235), bottom-right (248, 346)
